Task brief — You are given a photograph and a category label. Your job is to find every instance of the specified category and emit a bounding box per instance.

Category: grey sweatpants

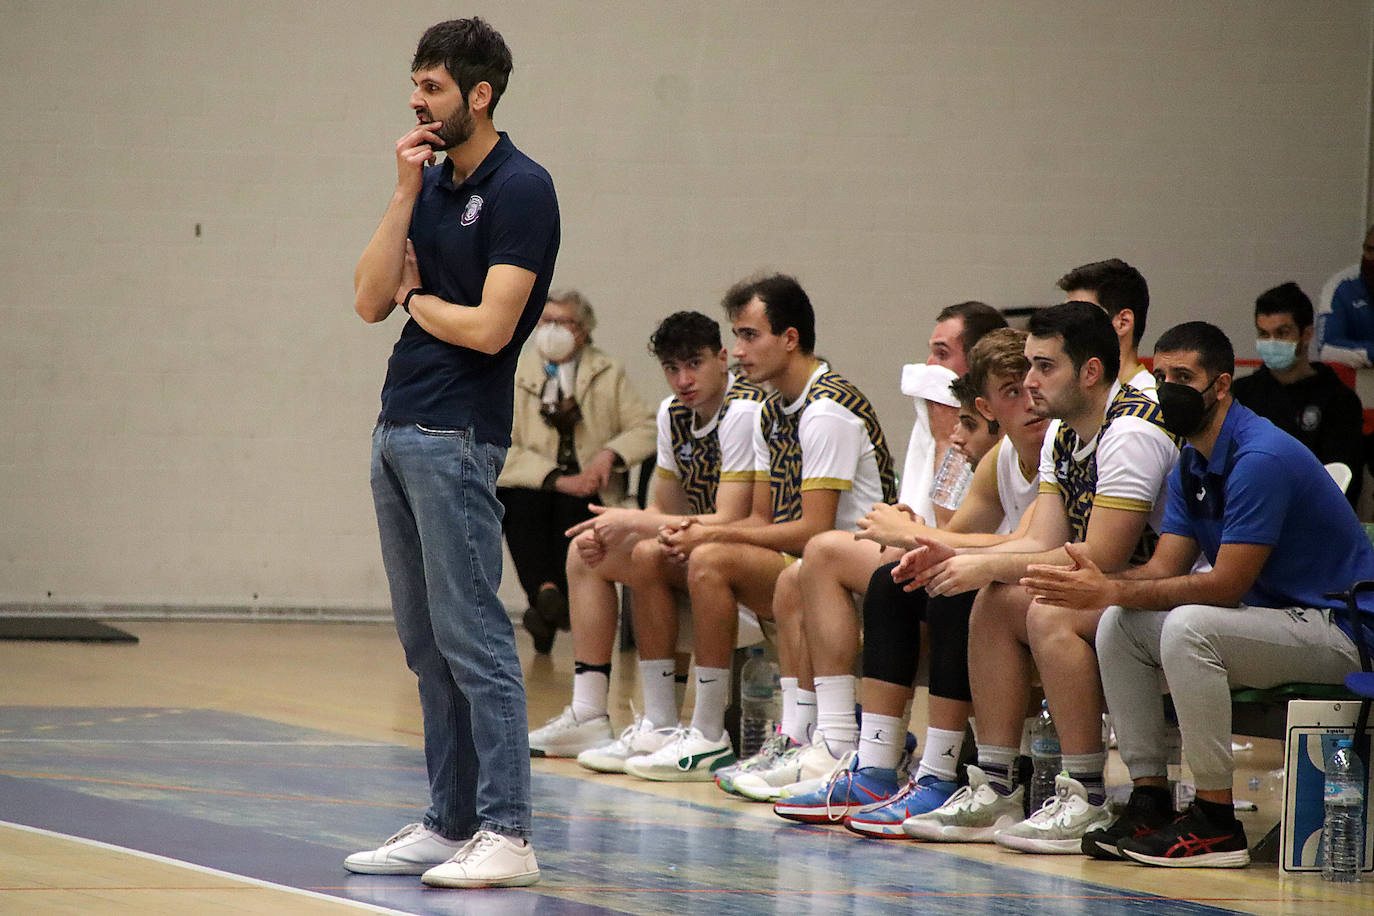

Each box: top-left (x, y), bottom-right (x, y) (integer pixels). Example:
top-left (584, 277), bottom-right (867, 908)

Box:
top-left (1096, 603), bottom-right (1359, 792)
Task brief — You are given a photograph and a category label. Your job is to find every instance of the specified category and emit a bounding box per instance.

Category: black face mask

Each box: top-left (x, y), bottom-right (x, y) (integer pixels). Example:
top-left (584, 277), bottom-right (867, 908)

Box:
top-left (1157, 376), bottom-right (1218, 438)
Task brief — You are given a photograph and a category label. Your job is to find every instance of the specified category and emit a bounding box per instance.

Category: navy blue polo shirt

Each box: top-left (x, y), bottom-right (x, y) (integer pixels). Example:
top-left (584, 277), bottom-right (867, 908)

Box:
top-left (378, 132), bottom-right (560, 446)
top-left (1160, 401), bottom-right (1374, 637)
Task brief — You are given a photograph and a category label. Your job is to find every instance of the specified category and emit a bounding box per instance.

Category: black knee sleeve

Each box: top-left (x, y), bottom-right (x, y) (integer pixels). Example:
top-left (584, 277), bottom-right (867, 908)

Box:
top-left (925, 592), bottom-right (974, 702)
top-left (861, 562), bottom-right (927, 687)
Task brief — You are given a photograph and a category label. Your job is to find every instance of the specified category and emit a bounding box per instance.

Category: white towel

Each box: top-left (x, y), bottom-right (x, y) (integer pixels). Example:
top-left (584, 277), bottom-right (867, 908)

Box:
top-left (897, 363), bottom-right (960, 526)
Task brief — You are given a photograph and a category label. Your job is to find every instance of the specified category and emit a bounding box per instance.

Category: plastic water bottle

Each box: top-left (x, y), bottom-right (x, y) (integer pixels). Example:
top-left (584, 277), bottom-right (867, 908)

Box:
top-left (1323, 739), bottom-right (1365, 882)
top-left (1029, 700), bottom-right (1061, 812)
top-left (739, 648), bottom-right (779, 758)
top-left (929, 445), bottom-right (974, 510)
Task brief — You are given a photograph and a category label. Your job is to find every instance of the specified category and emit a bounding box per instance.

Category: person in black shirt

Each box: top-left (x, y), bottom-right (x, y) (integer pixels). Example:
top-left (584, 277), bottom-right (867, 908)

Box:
top-left (345, 17), bottom-right (558, 889)
top-left (1231, 281), bottom-right (1363, 505)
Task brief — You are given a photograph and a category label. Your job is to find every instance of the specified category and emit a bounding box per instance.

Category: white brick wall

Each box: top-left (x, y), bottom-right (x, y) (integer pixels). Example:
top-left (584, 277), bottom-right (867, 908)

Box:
top-left (1, 1), bottom-right (1370, 609)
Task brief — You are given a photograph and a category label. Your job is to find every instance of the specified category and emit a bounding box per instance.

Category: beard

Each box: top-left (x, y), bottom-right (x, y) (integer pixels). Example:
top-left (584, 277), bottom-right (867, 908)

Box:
top-left (1036, 385), bottom-right (1091, 422)
top-left (431, 98), bottom-right (475, 151)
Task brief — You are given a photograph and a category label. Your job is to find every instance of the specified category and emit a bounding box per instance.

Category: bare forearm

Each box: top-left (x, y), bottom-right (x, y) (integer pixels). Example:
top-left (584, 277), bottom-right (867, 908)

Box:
top-left (354, 190), bottom-right (417, 322)
top-left (408, 295), bottom-right (512, 353)
top-left (1106, 572), bottom-right (1239, 612)
top-left (700, 516), bottom-right (821, 557)
top-left (960, 545), bottom-right (1071, 584)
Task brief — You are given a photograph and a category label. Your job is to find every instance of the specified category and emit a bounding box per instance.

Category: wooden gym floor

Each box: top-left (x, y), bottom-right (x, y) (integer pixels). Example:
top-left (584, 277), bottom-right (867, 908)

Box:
top-left (1, 618), bottom-right (1372, 915)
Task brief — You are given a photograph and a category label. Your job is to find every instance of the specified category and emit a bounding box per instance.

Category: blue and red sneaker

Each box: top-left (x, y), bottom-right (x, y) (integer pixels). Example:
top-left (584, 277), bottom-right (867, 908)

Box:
top-left (772, 752), bottom-right (899, 824)
top-left (844, 773), bottom-right (959, 838)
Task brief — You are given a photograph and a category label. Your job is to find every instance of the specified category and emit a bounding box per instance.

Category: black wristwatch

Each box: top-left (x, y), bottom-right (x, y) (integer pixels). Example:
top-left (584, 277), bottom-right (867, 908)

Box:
top-left (401, 287), bottom-right (424, 314)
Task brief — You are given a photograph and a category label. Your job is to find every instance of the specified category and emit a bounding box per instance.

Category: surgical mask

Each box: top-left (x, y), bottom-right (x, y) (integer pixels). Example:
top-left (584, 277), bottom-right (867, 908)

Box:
top-left (1255, 338), bottom-right (1297, 372)
top-left (1156, 376), bottom-right (1218, 438)
top-left (533, 322), bottom-right (577, 363)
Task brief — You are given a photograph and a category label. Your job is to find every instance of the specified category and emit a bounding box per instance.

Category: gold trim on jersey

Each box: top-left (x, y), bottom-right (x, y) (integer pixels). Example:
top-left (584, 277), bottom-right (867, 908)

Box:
top-left (760, 368), bottom-right (896, 523)
top-left (802, 477), bottom-right (855, 491)
top-left (1047, 384), bottom-right (1181, 564)
top-left (663, 378), bottom-right (767, 514)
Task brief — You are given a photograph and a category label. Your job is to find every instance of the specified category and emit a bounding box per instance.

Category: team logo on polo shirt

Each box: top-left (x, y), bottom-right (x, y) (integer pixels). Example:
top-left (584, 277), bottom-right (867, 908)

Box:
top-left (461, 195), bottom-right (484, 226)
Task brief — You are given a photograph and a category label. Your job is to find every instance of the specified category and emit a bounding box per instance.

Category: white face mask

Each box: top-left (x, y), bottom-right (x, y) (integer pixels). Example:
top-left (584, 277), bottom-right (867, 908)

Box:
top-left (533, 322), bottom-right (577, 363)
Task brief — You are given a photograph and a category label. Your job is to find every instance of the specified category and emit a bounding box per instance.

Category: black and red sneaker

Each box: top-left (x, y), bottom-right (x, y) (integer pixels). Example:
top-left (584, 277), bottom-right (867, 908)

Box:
top-left (1116, 803), bottom-right (1249, 868)
top-left (1081, 787), bottom-right (1175, 860)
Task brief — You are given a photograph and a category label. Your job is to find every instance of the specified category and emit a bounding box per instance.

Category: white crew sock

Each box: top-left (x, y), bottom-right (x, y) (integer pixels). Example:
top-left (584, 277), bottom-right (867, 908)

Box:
top-left (688, 666), bottom-right (731, 742)
top-left (571, 670), bottom-right (609, 723)
top-left (638, 658), bottom-right (678, 728)
top-left (857, 712), bottom-right (905, 771)
top-left (813, 675), bottom-right (859, 748)
top-left (779, 678), bottom-right (816, 744)
top-left (794, 688), bottom-right (817, 743)
top-left (914, 726), bottom-right (965, 783)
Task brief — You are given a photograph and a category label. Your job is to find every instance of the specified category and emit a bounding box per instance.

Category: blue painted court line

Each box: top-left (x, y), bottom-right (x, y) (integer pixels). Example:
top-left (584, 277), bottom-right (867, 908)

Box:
top-left (0, 707), bottom-right (1258, 915)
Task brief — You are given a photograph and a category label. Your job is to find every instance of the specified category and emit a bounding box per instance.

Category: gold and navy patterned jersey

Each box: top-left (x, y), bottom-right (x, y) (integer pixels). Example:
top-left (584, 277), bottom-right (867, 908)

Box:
top-left (661, 379), bottom-right (766, 514)
top-left (760, 367), bottom-right (897, 523)
top-left (1045, 383), bottom-right (1181, 564)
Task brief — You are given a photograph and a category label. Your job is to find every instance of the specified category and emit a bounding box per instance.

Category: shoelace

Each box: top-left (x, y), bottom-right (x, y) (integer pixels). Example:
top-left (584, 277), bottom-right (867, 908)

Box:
top-left (822, 751), bottom-right (860, 821)
top-left (612, 715), bottom-right (648, 748)
top-left (672, 729), bottom-right (715, 771)
top-left (382, 823), bottom-right (425, 846)
top-left (452, 830), bottom-right (502, 864)
top-left (943, 784), bottom-right (978, 812)
top-left (649, 727), bottom-right (687, 767)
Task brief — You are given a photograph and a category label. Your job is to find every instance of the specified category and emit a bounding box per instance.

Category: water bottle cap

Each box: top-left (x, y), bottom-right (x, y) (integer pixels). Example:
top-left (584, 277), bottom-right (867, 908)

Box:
top-left (1041, 699), bottom-right (1050, 710)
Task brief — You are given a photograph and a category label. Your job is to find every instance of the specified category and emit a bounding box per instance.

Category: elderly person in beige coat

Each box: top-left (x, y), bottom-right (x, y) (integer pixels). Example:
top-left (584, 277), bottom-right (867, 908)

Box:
top-left (497, 289), bottom-right (656, 652)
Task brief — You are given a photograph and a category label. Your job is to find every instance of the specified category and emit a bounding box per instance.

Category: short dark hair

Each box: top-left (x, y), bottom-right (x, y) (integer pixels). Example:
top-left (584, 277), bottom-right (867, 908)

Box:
top-left (1154, 321), bottom-right (1235, 379)
top-left (1254, 282), bottom-right (1313, 330)
top-left (1056, 258), bottom-right (1150, 346)
top-left (950, 374), bottom-right (998, 434)
top-left (936, 301), bottom-right (1009, 360)
top-left (649, 311), bottom-right (722, 363)
top-left (412, 18), bottom-right (513, 115)
top-left (949, 373), bottom-right (978, 407)
top-left (722, 273), bottom-right (815, 354)
top-left (1027, 300), bottom-right (1120, 385)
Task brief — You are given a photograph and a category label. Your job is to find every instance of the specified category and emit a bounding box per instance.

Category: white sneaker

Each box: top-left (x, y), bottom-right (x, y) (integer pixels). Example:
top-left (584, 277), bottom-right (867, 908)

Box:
top-left (732, 733), bottom-right (849, 802)
top-left (902, 765), bottom-right (1025, 842)
top-left (577, 717), bottom-right (678, 773)
top-left (421, 830), bottom-right (540, 888)
top-left (623, 726), bottom-right (736, 782)
top-left (993, 773), bottom-right (1113, 854)
top-left (528, 706), bottom-right (612, 758)
top-left (344, 823), bottom-right (466, 875)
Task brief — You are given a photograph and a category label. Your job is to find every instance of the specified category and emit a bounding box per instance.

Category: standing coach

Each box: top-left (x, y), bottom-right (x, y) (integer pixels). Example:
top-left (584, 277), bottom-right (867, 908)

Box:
top-left (344, 17), bottom-right (559, 889)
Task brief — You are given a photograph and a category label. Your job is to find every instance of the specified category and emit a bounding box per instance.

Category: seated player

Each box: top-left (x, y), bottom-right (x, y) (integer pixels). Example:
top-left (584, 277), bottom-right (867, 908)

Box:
top-left (525, 311), bottom-right (763, 763)
top-left (723, 304), bottom-right (1009, 799)
top-left (1056, 258), bottom-right (1155, 395)
top-left (623, 273), bottom-right (897, 781)
top-left (772, 350), bottom-right (1029, 822)
top-left (768, 329), bottom-right (1049, 827)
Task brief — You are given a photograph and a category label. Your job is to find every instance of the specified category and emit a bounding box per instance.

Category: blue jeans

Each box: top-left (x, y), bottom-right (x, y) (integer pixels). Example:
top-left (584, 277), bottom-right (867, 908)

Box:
top-left (370, 421), bottom-right (531, 840)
